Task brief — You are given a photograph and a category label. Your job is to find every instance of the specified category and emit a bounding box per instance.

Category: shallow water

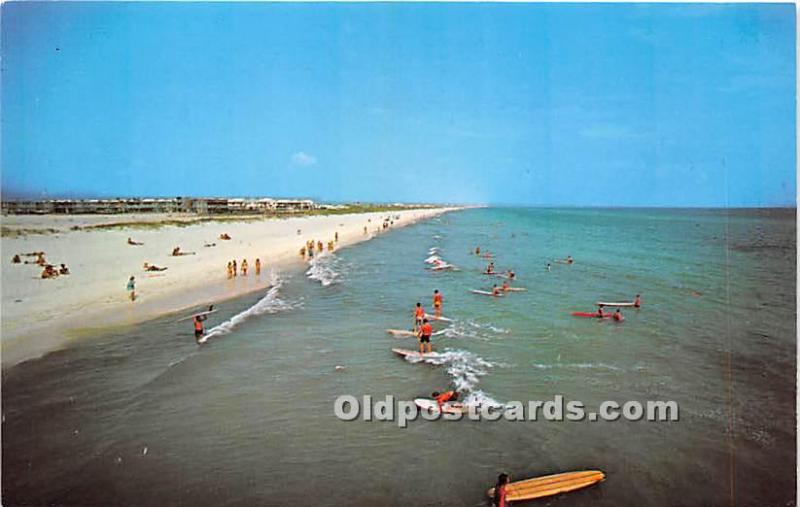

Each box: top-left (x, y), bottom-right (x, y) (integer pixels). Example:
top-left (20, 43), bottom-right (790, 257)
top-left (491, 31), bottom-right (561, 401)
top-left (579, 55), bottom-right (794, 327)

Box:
top-left (2, 208), bottom-right (795, 506)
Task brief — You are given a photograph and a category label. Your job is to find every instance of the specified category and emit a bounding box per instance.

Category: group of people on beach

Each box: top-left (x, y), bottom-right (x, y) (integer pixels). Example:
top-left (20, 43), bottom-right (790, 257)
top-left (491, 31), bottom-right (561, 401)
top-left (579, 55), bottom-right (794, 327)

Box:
top-left (226, 258), bottom-right (262, 278)
top-left (11, 251), bottom-right (70, 279)
top-left (299, 234), bottom-right (338, 260)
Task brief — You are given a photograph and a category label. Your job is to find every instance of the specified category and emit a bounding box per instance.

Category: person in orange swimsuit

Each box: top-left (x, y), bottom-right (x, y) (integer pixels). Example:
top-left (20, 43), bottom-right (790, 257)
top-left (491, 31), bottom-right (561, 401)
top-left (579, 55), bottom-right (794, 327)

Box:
top-left (432, 290), bottom-right (443, 317)
top-left (414, 302), bottom-right (426, 331)
top-left (418, 318), bottom-right (433, 355)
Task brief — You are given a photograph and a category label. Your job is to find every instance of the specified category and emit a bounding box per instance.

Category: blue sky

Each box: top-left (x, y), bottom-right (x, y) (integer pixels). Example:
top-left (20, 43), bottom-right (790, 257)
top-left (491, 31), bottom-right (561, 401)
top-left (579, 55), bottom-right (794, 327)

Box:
top-left (2, 3), bottom-right (795, 206)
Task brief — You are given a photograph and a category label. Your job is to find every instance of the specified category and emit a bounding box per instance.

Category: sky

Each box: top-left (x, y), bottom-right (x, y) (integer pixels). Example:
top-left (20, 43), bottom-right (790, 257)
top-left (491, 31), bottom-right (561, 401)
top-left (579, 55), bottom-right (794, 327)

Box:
top-left (2, 2), bottom-right (796, 206)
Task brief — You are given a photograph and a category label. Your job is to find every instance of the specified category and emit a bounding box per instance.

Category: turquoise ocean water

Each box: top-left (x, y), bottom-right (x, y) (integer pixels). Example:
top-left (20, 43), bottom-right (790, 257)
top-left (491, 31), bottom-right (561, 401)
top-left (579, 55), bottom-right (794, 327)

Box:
top-left (2, 208), bottom-right (795, 506)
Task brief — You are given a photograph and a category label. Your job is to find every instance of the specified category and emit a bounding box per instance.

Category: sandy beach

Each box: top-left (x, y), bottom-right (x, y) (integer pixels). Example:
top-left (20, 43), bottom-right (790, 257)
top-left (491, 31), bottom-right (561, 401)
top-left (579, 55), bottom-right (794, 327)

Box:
top-left (1, 207), bottom-right (454, 366)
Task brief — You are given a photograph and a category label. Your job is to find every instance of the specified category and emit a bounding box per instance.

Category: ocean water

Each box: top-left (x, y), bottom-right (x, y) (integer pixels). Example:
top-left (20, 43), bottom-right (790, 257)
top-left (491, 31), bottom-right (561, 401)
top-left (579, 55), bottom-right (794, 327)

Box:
top-left (2, 208), bottom-right (795, 506)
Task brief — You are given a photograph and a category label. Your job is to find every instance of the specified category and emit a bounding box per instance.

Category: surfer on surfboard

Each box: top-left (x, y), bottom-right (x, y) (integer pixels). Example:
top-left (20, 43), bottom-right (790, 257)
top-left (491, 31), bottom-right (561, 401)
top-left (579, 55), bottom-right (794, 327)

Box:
top-left (417, 318), bottom-right (433, 355)
top-left (432, 390), bottom-right (458, 409)
top-left (485, 262), bottom-right (495, 274)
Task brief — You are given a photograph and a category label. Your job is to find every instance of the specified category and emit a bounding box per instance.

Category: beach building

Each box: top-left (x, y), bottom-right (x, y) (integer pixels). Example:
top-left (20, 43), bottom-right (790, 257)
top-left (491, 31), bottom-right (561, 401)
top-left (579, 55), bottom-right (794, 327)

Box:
top-left (1, 197), bottom-right (319, 215)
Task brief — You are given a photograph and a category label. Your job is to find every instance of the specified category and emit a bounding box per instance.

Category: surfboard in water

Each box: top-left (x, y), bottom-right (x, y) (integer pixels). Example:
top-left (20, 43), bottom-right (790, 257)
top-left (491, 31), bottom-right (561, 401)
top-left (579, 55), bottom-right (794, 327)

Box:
top-left (414, 398), bottom-right (467, 415)
top-left (487, 470), bottom-right (605, 502)
top-left (424, 314), bottom-right (453, 322)
top-left (471, 290), bottom-right (503, 297)
top-left (392, 348), bottom-right (439, 358)
top-left (595, 301), bottom-right (637, 307)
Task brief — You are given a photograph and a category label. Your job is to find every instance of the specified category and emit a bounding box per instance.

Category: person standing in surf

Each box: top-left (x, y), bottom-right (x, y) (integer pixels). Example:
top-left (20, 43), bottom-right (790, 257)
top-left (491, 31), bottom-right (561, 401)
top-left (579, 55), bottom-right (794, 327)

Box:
top-left (193, 313), bottom-right (207, 342)
top-left (433, 290), bottom-right (443, 317)
top-left (127, 276), bottom-right (136, 301)
top-left (255, 258), bottom-right (261, 275)
top-left (634, 294), bottom-right (641, 308)
top-left (418, 318), bottom-right (433, 355)
top-left (493, 473), bottom-right (510, 507)
top-left (414, 302), bottom-right (426, 332)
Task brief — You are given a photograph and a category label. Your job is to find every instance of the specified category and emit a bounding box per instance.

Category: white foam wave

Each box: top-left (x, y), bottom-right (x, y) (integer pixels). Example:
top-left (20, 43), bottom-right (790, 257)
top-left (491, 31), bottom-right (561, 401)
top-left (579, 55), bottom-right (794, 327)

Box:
top-left (424, 255), bottom-right (441, 264)
top-left (202, 272), bottom-right (299, 340)
top-left (306, 253), bottom-right (339, 286)
top-left (531, 363), bottom-right (623, 371)
top-left (442, 321), bottom-right (509, 342)
top-left (406, 348), bottom-right (495, 395)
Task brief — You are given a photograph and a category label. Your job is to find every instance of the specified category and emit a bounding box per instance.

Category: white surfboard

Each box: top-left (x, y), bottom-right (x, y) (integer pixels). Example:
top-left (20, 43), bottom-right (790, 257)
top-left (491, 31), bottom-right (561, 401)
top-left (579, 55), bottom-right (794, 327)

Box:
top-left (414, 398), bottom-right (467, 415)
top-left (595, 301), bottom-right (637, 307)
top-left (471, 290), bottom-right (503, 297)
top-left (392, 348), bottom-right (439, 358)
top-left (425, 314), bottom-right (453, 322)
top-left (386, 329), bottom-right (416, 337)
top-left (175, 309), bottom-right (218, 323)
top-left (504, 287), bottom-right (527, 292)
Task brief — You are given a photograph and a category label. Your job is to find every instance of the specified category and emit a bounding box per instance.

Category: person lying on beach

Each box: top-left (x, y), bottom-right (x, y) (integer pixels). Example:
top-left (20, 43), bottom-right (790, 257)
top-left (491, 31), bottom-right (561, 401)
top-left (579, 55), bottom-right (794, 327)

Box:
top-left (204, 242), bottom-right (216, 248)
top-left (59, 264), bottom-right (70, 275)
top-left (219, 233), bottom-right (232, 240)
top-left (171, 247), bottom-right (196, 256)
top-left (127, 237), bottom-right (144, 246)
top-left (12, 254), bottom-right (21, 264)
top-left (613, 309), bottom-right (624, 322)
top-left (41, 265), bottom-right (59, 279)
top-left (143, 263), bottom-right (167, 272)
top-left (417, 318), bottom-right (433, 355)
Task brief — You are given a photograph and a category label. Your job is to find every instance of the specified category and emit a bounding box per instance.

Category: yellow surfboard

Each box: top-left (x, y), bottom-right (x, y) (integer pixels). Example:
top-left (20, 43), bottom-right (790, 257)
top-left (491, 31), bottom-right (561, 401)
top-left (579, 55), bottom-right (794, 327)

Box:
top-left (487, 470), bottom-right (605, 502)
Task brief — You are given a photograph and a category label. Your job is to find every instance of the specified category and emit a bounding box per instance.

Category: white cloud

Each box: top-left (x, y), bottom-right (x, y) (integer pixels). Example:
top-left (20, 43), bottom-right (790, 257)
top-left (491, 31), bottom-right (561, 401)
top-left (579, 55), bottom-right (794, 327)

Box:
top-left (291, 151), bottom-right (317, 167)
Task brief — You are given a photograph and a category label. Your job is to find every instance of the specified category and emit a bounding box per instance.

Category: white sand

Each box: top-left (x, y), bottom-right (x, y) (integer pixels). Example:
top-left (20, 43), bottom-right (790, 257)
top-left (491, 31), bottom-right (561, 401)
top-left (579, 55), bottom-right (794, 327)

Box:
top-left (1, 208), bottom-right (455, 365)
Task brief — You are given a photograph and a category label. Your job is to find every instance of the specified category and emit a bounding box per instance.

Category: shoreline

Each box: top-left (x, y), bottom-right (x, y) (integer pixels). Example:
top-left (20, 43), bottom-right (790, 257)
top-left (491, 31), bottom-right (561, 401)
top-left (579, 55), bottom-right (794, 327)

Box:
top-left (1, 207), bottom-right (459, 367)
